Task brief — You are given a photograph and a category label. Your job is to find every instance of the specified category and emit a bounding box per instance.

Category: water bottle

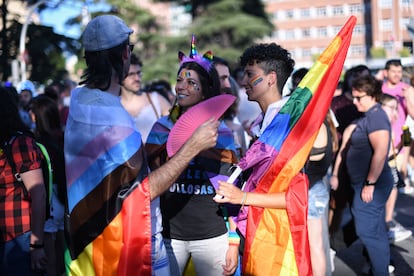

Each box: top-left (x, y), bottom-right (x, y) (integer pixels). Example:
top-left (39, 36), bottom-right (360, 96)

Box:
top-left (402, 125), bottom-right (412, 147)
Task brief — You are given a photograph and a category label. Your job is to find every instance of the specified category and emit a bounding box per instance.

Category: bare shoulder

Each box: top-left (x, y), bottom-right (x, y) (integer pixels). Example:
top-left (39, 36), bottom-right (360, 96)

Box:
top-left (153, 93), bottom-right (172, 115)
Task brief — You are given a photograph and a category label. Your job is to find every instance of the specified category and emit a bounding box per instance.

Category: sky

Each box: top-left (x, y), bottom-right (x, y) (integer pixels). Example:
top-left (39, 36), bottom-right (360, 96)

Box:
top-left (40, 1), bottom-right (110, 39)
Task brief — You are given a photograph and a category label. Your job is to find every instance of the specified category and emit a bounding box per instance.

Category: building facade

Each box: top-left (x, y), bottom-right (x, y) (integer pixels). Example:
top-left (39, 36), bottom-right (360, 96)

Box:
top-left (262, 0), bottom-right (414, 68)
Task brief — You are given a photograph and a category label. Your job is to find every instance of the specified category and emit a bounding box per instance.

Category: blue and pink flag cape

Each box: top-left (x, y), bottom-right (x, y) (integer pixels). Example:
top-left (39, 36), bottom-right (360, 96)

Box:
top-left (64, 88), bottom-right (151, 275)
top-left (238, 16), bottom-right (356, 275)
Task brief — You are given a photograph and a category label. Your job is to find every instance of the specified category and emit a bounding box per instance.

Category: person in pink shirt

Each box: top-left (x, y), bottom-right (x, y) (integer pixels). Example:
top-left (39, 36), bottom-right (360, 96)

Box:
top-left (381, 59), bottom-right (410, 150)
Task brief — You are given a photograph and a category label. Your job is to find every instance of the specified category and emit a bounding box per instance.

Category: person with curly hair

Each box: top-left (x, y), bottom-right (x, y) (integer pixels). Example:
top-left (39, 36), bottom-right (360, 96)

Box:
top-left (214, 43), bottom-right (298, 273)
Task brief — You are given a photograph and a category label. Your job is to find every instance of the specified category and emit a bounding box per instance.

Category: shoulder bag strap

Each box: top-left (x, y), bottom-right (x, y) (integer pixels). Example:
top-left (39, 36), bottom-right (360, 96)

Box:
top-left (146, 92), bottom-right (160, 119)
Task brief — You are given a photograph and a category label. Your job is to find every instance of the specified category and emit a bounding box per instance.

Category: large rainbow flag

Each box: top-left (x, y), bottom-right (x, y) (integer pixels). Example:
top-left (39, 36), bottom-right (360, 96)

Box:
top-left (64, 88), bottom-right (151, 275)
top-left (238, 16), bottom-right (356, 275)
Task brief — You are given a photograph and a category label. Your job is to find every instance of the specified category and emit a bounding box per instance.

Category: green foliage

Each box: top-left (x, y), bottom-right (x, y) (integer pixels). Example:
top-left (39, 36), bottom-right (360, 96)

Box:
top-left (370, 47), bottom-right (386, 58)
top-left (26, 24), bottom-right (81, 83)
top-left (399, 47), bottom-right (411, 57)
top-left (142, 0), bottom-right (274, 82)
top-left (2, 0), bottom-right (273, 85)
top-left (0, 14), bottom-right (81, 83)
top-left (189, 0), bottom-right (273, 67)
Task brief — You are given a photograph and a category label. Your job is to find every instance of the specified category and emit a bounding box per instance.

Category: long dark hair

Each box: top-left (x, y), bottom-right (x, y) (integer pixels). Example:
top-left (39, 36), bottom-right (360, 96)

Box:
top-left (30, 95), bottom-right (62, 139)
top-left (30, 95), bottom-right (66, 204)
top-left (178, 62), bottom-right (220, 101)
top-left (79, 40), bottom-right (128, 90)
top-left (0, 86), bottom-right (30, 145)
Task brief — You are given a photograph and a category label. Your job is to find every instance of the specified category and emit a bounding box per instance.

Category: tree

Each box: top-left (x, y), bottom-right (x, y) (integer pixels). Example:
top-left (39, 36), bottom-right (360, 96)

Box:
top-left (155, 0), bottom-right (272, 25)
top-left (189, 0), bottom-right (273, 67)
top-left (144, 0), bottom-right (274, 82)
top-left (0, 0), bottom-right (81, 83)
top-left (106, 0), bottom-right (163, 61)
top-left (26, 23), bottom-right (81, 83)
top-left (64, 0), bottom-right (167, 79)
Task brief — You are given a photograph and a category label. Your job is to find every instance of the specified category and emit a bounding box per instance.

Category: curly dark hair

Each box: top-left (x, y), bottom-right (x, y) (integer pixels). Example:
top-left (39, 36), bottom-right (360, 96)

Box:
top-left (240, 43), bottom-right (295, 94)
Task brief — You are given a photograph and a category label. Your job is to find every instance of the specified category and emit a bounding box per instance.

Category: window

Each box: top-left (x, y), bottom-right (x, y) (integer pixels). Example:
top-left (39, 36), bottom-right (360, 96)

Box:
top-left (301, 8), bottom-right (310, 18)
top-left (379, 0), bottom-right (392, 8)
top-left (380, 19), bottom-right (393, 31)
top-left (303, 49), bottom-right (311, 57)
top-left (286, 10), bottom-right (294, 19)
top-left (333, 5), bottom-right (344, 16)
top-left (401, 18), bottom-right (410, 28)
top-left (316, 7), bottom-right (327, 17)
top-left (302, 28), bottom-right (311, 37)
top-left (401, 0), bottom-right (412, 7)
top-left (350, 45), bottom-right (365, 56)
top-left (349, 4), bottom-right (363, 14)
top-left (353, 24), bottom-right (364, 34)
top-left (317, 27), bottom-right (327, 37)
top-left (286, 30), bottom-right (295, 40)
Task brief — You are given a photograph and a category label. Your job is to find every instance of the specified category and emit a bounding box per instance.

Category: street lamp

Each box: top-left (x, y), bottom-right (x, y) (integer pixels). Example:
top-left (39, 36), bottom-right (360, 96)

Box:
top-left (18, 0), bottom-right (46, 83)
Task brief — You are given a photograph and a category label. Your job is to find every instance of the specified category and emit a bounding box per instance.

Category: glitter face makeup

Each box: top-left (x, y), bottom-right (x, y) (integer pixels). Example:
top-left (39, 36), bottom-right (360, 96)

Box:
top-left (250, 75), bottom-right (264, 86)
top-left (180, 71), bottom-right (191, 78)
top-left (177, 70), bottom-right (200, 92)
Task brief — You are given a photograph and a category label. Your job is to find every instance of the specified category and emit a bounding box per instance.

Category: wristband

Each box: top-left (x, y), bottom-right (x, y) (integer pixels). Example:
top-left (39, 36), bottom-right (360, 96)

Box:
top-left (364, 180), bottom-right (376, 186)
top-left (228, 230), bottom-right (240, 246)
top-left (30, 243), bottom-right (44, 249)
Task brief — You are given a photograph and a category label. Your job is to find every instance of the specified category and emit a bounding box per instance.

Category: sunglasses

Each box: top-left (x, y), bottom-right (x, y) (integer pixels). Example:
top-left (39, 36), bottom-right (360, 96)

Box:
top-left (352, 94), bottom-right (368, 102)
top-left (129, 44), bottom-right (135, 53)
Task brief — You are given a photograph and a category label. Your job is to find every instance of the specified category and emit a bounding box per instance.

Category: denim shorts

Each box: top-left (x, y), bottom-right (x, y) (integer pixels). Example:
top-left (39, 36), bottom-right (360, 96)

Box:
top-left (308, 179), bottom-right (330, 219)
top-left (0, 231), bottom-right (31, 275)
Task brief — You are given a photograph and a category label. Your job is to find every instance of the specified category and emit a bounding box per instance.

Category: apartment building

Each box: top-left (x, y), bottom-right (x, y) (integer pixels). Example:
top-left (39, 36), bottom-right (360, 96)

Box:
top-left (262, 0), bottom-right (414, 69)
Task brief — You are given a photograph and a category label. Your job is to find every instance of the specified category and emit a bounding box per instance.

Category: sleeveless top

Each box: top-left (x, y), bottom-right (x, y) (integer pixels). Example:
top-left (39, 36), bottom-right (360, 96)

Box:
top-left (305, 119), bottom-right (333, 188)
top-left (131, 93), bottom-right (163, 143)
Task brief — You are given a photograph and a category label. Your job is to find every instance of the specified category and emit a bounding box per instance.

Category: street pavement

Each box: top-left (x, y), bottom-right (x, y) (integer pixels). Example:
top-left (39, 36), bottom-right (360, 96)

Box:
top-left (332, 191), bottom-right (414, 276)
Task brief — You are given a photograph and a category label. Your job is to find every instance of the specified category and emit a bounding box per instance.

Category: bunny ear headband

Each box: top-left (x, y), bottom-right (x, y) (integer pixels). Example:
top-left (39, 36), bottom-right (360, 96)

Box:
top-left (178, 34), bottom-right (213, 73)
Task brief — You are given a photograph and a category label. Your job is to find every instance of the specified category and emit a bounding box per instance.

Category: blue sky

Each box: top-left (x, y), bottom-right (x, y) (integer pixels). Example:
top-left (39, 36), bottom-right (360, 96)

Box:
top-left (40, 1), bottom-right (110, 39)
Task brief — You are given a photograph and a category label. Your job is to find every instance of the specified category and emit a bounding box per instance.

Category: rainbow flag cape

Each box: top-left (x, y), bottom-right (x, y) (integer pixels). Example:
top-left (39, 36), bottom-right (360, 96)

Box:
top-left (64, 88), bottom-right (151, 275)
top-left (238, 16), bottom-right (356, 275)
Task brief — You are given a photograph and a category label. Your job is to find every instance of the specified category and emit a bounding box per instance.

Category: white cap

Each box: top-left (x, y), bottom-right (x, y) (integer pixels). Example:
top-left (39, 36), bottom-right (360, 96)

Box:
top-left (18, 80), bottom-right (36, 96)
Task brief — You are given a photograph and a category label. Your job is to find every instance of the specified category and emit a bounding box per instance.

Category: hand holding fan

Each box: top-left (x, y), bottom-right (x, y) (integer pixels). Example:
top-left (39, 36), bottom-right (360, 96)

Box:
top-left (212, 166), bottom-right (243, 200)
top-left (166, 94), bottom-right (236, 157)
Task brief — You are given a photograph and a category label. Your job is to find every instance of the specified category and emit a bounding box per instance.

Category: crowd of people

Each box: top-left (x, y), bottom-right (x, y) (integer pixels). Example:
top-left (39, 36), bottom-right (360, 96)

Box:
top-left (1, 13), bottom-right (414, 276)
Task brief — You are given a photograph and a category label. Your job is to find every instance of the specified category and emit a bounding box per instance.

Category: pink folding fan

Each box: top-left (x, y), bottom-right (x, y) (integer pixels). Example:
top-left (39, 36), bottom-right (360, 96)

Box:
top-left (166, 94), bottom-right (236, 157)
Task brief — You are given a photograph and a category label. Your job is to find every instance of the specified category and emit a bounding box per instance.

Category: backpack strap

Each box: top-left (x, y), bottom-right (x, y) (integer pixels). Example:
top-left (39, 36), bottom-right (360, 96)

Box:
top-left (3, 135), bottom-right (29, 198)
top-left (36, 142), bottom-right (53, 204)
top-left (3, 134), bottom-right (53, 218)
